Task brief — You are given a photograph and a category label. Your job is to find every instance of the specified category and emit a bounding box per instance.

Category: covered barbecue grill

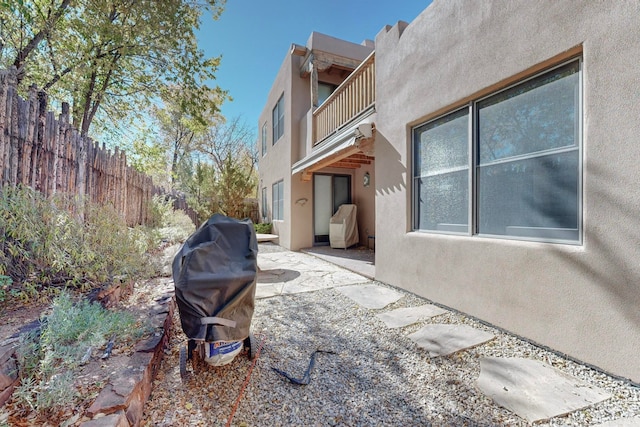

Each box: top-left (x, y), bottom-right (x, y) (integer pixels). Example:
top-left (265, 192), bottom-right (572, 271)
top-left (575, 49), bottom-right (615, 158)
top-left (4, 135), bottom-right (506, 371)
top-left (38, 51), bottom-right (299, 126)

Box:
top-left (172, 214), bottom-right (258, 377)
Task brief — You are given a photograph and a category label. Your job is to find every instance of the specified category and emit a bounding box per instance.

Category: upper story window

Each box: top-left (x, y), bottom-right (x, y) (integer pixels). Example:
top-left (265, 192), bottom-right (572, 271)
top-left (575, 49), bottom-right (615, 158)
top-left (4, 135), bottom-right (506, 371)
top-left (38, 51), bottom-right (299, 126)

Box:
top-left (261, 122), bottom-right (267, 156)
top-left (272, 94), bottom-right (284, 143)
top-left (318, 82), bottom-right (337, 106)
top-left (413, 59), bottom-right (581, 243)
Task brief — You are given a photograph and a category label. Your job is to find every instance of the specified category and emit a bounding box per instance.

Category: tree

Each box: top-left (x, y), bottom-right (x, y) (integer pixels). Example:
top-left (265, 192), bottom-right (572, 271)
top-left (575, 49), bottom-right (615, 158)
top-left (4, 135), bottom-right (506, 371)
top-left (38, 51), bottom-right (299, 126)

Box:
top-left (0, 0), bottom-right (72, 85)
top-left (152, 85), bottom-right (220, 188)
top-left (125, 124), bottom-right (171, 188)
top-left (181, 158), bottom-right (218, 222)
top-left (0, 0), bottom-right (227, 137)
top-left (197, 117), bottom-right (258, 219)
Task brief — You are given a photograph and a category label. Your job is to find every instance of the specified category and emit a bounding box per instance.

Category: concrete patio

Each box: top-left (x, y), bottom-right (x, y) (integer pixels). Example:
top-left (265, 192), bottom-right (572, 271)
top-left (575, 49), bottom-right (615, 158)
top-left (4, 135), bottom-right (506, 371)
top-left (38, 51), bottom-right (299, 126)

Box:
top-left (301, 244), bottom-right (375, 280)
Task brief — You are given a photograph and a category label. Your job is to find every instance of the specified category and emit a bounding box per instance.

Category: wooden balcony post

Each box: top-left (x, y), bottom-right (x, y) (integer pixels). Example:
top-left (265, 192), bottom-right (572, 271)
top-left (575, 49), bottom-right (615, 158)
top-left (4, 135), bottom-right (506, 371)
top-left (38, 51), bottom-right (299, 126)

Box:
top-left (310, 56), bottom-right (319, 108)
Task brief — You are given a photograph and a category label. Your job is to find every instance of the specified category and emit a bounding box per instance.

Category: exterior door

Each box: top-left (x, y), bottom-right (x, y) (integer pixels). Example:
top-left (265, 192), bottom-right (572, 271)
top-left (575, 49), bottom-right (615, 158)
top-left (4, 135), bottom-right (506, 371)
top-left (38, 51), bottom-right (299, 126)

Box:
top-left (313, 174), bottom-right (351, 244)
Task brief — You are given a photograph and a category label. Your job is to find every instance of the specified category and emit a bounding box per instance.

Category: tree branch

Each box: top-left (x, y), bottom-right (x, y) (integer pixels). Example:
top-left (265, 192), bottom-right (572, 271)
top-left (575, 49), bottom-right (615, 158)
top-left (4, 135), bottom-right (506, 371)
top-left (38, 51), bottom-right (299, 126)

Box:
top-left (13, 0), bottom-right (72, 84)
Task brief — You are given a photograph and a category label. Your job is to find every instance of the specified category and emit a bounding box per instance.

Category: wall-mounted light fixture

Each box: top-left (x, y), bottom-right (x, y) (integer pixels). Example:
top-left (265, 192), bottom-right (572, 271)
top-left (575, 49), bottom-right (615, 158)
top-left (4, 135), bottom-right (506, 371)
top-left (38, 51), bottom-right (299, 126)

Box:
top-left (363, 172), bottom-right (370, 187)
top-left (295, 197), bottom-right (308, 206)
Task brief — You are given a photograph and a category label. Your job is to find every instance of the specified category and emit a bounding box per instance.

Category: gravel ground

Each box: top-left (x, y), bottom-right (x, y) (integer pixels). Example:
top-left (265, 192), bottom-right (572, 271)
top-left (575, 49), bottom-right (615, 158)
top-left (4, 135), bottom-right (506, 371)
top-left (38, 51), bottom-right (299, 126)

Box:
top-left (142, 245), bottom-right (640, 426)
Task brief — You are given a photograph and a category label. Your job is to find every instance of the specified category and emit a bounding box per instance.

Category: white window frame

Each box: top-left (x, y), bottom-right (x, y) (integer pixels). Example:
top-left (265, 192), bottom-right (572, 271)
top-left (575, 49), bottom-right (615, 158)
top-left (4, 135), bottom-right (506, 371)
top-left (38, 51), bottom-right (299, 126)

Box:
top-left (261, 187), bottom-right (268, 221)
top-left (272, 180), bottom-right (284, 221)
top-left (412, 58), bottom-right (582, 244)
top-left (272, 94), bottom-right (284, 143)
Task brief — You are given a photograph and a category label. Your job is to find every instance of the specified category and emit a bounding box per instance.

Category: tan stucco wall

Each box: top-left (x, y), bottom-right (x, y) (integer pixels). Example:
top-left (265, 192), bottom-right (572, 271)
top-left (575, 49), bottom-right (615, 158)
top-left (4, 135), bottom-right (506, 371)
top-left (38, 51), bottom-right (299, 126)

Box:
top-left (306, 32), bottom-right (373, 63)
top-left (354, 162), bottom-right (376, 247)
top-left (258, 52), bottom-right (293, 248)
top-left (374, 0), bottom-right (640, 382)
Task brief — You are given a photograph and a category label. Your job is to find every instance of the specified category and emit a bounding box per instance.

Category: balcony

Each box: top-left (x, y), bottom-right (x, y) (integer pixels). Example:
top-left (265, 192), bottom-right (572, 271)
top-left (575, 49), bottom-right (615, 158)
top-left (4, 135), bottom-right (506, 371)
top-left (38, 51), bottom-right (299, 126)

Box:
top-left (312, 52), bottom-right (375, 145)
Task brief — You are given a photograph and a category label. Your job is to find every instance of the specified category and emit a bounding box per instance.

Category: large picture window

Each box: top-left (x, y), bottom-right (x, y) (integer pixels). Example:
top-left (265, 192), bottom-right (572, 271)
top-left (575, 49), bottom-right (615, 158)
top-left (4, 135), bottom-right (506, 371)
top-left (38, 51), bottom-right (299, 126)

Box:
top-left (413, 108), bottom-right (469, 233)
top-left (272, 94), bottom-right (284, 143)
top-left (272, 180), bottom-right (284, 221)
top-left (413, 59), bottom-right (581, 243)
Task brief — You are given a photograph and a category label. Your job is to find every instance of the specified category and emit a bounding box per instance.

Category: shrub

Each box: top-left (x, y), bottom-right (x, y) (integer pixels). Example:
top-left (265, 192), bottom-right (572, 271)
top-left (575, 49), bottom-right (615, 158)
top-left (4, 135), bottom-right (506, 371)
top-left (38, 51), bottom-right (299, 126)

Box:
top-left (0, 275), bottom-right (12, 303)
top-left (157, 209), bottom-right (196, 244)
top-left (254, 223), bottom-right (272, 234)
top-left (146, 194), bottom-right (175, 228)
top-left (13, 291), bottom-right (146, 415)
top-left (0, 185), bottom-right (156, 305)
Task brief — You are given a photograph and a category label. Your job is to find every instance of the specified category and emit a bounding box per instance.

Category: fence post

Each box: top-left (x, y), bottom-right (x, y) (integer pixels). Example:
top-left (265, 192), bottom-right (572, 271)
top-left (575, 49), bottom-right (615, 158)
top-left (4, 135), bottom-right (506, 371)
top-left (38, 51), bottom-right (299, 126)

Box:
top-left (8, 68), bottom-right (18, 186)
top-left (35, 90), bottom-right (48, 194)
top-left (0, 69), bottom-right (9, 185)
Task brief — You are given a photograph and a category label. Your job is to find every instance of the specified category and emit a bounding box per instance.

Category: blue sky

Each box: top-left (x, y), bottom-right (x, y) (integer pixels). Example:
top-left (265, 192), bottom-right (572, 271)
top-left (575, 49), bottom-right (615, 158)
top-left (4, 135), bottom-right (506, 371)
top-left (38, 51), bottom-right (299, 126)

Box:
top-left (196, 1), bottom-right (432, 137)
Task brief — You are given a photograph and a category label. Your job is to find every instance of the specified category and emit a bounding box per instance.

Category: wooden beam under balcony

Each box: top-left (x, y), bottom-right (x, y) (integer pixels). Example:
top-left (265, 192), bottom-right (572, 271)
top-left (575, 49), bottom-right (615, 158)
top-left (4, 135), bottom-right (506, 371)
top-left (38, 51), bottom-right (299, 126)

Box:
top-left (332, 161), bottom-right (362, 169)
top-left (340, 157), bottom-right (371, 165)
top-left (300, 144), bottom-right (362, 181)
top-left (349, 154), bottom-right (375, 161)
top-left (300, 51), bottom-right (362, 77)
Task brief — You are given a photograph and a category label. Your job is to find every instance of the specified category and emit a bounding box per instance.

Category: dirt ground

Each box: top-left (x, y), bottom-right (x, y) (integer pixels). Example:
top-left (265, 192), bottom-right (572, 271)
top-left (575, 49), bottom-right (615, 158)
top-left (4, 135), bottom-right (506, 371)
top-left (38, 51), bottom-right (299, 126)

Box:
top-left (0, 303), bottom-right (46, 344)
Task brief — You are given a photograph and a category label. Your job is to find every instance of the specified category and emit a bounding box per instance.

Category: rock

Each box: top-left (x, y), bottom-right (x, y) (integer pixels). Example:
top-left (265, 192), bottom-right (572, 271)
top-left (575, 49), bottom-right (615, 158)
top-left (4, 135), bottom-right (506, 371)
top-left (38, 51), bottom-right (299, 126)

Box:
top-left (80, 410), bottom-right (129, 427)
top-left (0, 356), bottom-right (17, 390)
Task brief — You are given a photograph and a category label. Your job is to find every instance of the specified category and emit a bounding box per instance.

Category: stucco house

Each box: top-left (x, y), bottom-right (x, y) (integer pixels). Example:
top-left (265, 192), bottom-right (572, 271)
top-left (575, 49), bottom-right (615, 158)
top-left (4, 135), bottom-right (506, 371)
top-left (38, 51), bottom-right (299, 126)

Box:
top-left (258, 31), bottom-right (376, 251)
top-left (258, 0), bottom-right (640, 383)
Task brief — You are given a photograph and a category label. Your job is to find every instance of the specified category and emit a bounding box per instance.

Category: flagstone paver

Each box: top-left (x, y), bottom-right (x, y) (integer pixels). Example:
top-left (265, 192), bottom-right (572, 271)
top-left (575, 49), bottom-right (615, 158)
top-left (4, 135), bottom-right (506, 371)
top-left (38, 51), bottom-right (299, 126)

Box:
top-left (477, 357), bottom-right (612, 423)
top-left (376, 304), bottom-right (448, 328)
top-left (335, 284), bottom-right (403, 309)
top-left (256, 251), bottom-right (369, 298)
top-left (408, 324), bottom-right (495, 357)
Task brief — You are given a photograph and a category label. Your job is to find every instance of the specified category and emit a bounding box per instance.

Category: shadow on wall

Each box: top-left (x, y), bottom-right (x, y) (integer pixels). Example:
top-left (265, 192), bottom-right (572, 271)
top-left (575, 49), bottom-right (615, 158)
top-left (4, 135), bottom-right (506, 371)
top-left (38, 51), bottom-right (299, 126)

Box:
top-left (375, 131), bottom-right (406, 196)
top-left (549, 161), bottom-right (640, 328)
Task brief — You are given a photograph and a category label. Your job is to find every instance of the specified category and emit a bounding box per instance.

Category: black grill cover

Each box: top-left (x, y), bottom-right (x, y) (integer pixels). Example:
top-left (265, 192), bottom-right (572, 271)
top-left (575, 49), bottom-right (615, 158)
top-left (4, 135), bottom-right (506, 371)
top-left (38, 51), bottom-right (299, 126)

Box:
top-left (172, 214), bottom-right (258, 342)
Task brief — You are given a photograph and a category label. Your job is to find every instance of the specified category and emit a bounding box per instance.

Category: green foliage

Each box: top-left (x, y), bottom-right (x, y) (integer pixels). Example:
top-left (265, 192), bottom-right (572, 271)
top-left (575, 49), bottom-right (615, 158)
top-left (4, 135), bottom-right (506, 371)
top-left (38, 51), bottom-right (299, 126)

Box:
top-left (173, 116), bottom-right (259, 222)
top-left (82, 203), bottom-right (155, 283)
top-left (0, 275), bottom-right (12, 302)
top-left (0, 185), bottom-right (155, 305)
top-left (13, 371), bottom-right (77, 414)
top-left (254, 223), bottom-right (272, 234)
top-left (180, 160), bottom-right (219, 224)
top-left (0, 0), bottom-right (228, 138)
top-left (152, 85), bottom-right (220, 192)
top-left (0, 185), bottom-right (83, 299)
top-left (147, 194), bottom-right (176, 228)
top-left (215, 151), bottom-right (257, 219)
top-left (42, 292), bottom-right (141, 364)
top-left (149, 195), bottom-right (196, 244)
top-left (13, 291), bottom-right (144, 414)
top-left (16, 329), bottom-right (42, 380)
top-left (127, 125), bottom-right (172, 188)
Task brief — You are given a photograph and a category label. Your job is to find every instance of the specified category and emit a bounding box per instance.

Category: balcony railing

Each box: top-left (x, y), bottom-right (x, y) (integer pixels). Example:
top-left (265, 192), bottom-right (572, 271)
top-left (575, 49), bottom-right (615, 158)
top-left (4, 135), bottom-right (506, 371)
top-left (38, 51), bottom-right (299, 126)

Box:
top-left (312, 52), bottom-right (375, 145)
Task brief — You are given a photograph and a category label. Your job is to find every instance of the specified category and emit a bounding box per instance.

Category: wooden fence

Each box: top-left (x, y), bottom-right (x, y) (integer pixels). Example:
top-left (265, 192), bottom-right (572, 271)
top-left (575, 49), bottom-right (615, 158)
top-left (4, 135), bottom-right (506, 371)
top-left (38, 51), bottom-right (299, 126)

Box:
top-left (0, 67), bottom-right (157, 226)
